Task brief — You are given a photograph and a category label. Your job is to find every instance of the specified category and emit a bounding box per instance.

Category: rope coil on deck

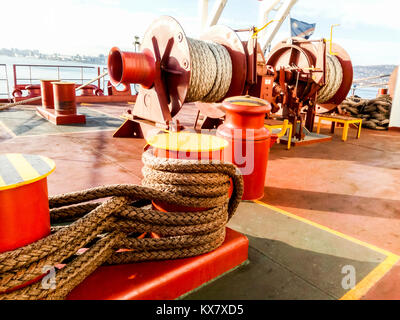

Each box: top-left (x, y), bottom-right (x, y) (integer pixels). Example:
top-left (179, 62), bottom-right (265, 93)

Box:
top-left (0, 150), bottom-right (243, 300)
top-left (185, 38), bottom-right (232, 103)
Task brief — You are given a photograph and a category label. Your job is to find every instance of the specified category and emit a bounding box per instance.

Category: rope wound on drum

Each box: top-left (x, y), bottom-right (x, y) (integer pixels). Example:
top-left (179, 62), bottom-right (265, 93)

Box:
top-left (317, 53), bottom-right (343, 104)
top-left (0, 150), bottom-right (243, 300)
top-left (185, 38), bottom-right (232, 103)
top-left (317, 24), bottom-right (343, 104)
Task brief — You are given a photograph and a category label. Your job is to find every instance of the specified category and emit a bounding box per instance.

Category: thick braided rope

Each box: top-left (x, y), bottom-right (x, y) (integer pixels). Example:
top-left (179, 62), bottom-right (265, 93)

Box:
top-left (0, 152), bottom-right (243, 300)
top-left (202, 41), bottom-right (232, 102)
top-left (185, 38), bottom-right (232, 103)
top-left (317, 54), bottom-right (343, 103)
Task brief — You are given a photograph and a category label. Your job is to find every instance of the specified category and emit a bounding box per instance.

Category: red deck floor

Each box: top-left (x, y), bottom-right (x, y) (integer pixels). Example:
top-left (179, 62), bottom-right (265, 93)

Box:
top-left (0, 103), bottom-right (399, 299)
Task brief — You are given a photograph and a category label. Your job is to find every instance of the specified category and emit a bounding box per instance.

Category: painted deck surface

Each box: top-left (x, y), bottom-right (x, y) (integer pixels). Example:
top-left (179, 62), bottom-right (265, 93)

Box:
top-left (0, 102), bottom-right (399, 299)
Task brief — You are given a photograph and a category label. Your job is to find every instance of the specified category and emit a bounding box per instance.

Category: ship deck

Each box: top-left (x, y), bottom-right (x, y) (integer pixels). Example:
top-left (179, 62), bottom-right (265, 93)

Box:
top-left (1, 102), bottom-right (399, 300)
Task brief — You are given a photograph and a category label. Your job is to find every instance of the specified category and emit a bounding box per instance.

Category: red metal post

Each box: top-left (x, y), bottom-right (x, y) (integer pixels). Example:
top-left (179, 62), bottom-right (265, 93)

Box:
top-left (217, 96), bottom-right (273, 200)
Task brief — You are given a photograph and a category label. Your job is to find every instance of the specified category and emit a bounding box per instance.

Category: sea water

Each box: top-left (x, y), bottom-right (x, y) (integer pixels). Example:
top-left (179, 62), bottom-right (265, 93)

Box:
top-left (0, 55), bottom-right (107, 98)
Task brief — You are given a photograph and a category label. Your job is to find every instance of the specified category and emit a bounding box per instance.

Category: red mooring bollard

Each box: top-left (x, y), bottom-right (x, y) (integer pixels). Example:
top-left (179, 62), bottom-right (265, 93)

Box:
top-left (0, 154), bottom-right (55, 253)
top-left (146, 132), bottom-right (229, 212)
top-left (40, 80), bottom-right (57, 109)
top-left (52, 82), bottom-right (77, 115)
top-left (108, 47), bottom-right (156, 89)
top-left (217, 96), bottom-right (276, 201)
top-left (377, 88), bottom-right (388, 97)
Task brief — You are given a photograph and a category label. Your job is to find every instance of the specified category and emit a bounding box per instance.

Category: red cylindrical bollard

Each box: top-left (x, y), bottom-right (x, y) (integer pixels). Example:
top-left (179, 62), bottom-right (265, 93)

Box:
top-left (108, 47), bottom-right (156, 89)
top-left (0, 154), bottom-right (55, 253)
top-left (52, 82), bottom-right (77, 116)
top-left (217, 96), bottom-right (273, 201)
top-left (377, 88), bottom-right (388, 97)
top-left (40, 80), bottom-right (57, 109)
top-left (145, 132), bottom-right (229, 212)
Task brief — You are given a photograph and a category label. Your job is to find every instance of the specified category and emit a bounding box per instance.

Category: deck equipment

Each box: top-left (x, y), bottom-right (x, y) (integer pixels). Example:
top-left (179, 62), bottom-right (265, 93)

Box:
top-left (316, 114), bottom-right (362, 142)
top-left (253, 35), bottom-right (353, 145)
top-left (0, 154), bottom-right (55, 253)
top-left (217, 96), bottom-right (277, 200)
top-left (108, 15), bottom-right (256, 138)
top-left (36, 81), bottom-right (86, 125)
top-left (0, 151), bottom-right (244, 300)
top-left (145, 131), bottom-right (229, 211)
top-left (108, 16), bottom-right (353, 144)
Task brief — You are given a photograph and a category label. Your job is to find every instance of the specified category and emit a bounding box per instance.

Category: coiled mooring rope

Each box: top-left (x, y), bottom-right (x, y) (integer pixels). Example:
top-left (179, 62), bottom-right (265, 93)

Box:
top-left (0, 150), bottom-right (243, 300)
top-left (185, 38), bottom-right (232, 103)
top-left (317, 54), bottom-right (343, 103)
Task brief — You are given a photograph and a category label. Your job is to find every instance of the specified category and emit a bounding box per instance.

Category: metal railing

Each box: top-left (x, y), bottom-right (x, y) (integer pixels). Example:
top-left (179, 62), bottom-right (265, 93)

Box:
top-left (12, 64), bottom-right (104, 94)
top-left (0, 64), bottom-right (10, 100)
top-left (351, 74), bottom-right (390, 95)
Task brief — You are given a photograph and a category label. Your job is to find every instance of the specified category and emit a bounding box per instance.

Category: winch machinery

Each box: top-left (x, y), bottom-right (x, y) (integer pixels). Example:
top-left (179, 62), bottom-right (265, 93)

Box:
top-left (107, 16), bottom-right (353, 139)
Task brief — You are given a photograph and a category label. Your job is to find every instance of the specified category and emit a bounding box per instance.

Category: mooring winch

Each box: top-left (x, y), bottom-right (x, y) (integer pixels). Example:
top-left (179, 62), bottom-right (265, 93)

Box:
top-left (108, 16), bottom-right (260, 138)
top-left (253, 36), bottom-right (353, 140)
top-left (108, 15), bottom-right (353, 141)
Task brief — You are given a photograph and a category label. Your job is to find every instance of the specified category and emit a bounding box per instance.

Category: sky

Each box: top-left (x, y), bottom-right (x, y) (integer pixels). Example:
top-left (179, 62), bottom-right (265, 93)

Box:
top-left (0, 0), bottom-right (399, 66)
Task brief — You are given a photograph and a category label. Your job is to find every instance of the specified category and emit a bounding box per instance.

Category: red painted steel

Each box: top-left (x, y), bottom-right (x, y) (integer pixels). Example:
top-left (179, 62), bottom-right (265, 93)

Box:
top-left (37, 81), bottom-right (86, 125)
top-left (52, 82), bottom-right (77, 115)
top-left (35, 106), bottom-right (86, 125)
top-left (66, 227), bottom-right (249, 300)
top-left (377, 88), bottom-right (388, 97)
top-left (0, 179), bottom-right (51, 253)
top-left (108, 47), bottom-right (155, 89)
top-left (40, 80), bottom-right (57, 109)
top-left (217, 96), bottom-right (274, 200)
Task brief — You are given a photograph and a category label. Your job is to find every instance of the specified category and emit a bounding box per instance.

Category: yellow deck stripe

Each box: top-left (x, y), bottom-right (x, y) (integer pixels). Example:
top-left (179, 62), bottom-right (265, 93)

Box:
top-left (340, 254), bottom-right (399, 300)
top-left (6, 154), bottom-right (40, 182)
top-left (0, 120), bottom-right (17, 137)
top-left (254, 200), bottom-right (400, 300)
top-left (254, 200), bottom-right (399, 259)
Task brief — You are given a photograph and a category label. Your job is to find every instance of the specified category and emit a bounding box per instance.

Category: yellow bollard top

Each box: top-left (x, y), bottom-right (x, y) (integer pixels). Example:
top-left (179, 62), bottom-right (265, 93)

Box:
top-left (0, 154), bottom-right (55, 191)
top-left (146, 132), bottom-right (228, 152)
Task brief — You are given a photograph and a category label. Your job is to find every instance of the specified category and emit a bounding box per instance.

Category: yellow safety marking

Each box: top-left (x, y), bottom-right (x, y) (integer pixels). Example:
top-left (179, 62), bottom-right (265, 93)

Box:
top-left (0, 120), bottom-right (17, 137)
top-left (40, 155), bottom-right (56, 170)
top-left (230, 101), bottom-right (265, 106)
top-left (254, 200), bottom-right (399, 258)
top-left (146, 131), bottom-right (228, 152)
top-left (252, 19), bottom-right (282, 39)
top-left (340, 254), bottom-right (399, 300)
top-left (0, 175), bottom-right (6, 187)
top-left (327, 24), bottom-right (340, 56)
top-left (79, 103), bottom-right (93, 106)
top-left (128, 101), bottom-right (135, 104)
top-left (6, 153), bottom-right (40, 182)
top-left (0, 154), bottom-right (55, 191)
top-left (254, 200), bottom-right (400, 300)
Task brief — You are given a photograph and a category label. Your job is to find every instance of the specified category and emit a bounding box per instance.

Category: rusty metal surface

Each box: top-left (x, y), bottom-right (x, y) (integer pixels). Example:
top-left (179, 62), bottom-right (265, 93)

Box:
top-left (201, 25), bottom-right (247, 99)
